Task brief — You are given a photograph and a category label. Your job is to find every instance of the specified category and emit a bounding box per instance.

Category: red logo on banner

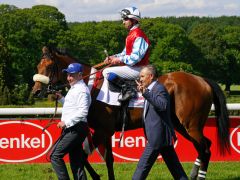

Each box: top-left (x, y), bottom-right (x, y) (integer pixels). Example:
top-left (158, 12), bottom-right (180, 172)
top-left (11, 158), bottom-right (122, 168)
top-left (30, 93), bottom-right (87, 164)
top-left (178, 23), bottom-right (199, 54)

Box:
top-left (230, 125), bottom-right (240, 154)
top-left (111, 129), bottom-right (178, 161)
top-left (112, 130), bottom-right (146, 161)
top-left (0, 121), bottom-right (52, 162)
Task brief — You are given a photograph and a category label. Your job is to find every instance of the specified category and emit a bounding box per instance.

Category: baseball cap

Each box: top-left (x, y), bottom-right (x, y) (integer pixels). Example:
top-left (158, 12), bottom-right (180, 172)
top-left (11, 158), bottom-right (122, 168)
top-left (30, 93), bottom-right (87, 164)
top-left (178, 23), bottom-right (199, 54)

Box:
top-left (62, 63), bottom-right (83, 73)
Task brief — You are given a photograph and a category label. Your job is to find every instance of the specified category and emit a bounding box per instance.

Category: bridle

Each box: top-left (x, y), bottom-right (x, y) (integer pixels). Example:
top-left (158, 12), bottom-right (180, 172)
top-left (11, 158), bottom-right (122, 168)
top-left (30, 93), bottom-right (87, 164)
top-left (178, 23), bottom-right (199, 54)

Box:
top-left (42, 52), bottom-right (111, 93)
top-left (42, 52), bottom-right (60, 94)
top-left (37, 52), bottom-right (111, 131)
top-left (36, 52), bottom-right (61, 131)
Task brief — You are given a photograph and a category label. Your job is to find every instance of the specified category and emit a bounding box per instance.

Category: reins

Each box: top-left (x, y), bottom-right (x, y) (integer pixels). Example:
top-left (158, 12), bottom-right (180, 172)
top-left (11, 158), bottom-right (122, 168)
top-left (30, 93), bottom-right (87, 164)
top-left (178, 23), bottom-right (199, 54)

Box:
top-left (81, 62), bottom-right (111, 80)
top-left (42, 61), bottom-right (112, 131)
top-left (42, 96), bottom-right (58, 132)
top-left (93, 61), bottom-right (109, 68)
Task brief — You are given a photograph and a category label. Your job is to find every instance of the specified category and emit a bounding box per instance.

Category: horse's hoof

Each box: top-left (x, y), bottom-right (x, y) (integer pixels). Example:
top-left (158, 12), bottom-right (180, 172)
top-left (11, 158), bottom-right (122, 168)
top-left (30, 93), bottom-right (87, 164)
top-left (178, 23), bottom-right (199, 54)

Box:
top-left (197, 177), bottom-right (205, 180)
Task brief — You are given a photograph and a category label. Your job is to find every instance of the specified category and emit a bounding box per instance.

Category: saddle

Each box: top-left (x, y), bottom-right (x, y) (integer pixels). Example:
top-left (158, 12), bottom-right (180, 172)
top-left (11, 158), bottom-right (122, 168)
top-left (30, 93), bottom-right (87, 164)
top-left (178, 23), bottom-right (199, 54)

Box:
top-left (92, 72), bottom-right (140, 141)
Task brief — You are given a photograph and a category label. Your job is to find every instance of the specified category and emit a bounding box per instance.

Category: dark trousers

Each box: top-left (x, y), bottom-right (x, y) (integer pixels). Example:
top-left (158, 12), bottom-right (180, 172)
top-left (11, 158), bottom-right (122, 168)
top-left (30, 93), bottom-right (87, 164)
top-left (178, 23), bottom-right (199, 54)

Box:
top-left (50, 121), bottom-right (88, 180)
top-left (132, 144), bottom-right (188, 180)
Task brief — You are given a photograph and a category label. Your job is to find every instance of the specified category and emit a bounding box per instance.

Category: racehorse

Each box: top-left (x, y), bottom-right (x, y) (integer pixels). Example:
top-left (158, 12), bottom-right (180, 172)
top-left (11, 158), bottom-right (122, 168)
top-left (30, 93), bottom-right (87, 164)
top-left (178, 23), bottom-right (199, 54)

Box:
top-left (32, 46), bottom-right (230, 180)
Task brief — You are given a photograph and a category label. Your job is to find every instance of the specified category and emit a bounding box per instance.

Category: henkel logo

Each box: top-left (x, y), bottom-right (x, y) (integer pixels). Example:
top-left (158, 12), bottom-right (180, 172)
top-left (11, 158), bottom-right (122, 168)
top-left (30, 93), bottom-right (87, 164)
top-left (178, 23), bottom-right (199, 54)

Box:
top-left (0, 121), bottom-right (52, 162)
top-left (112, 129), bottom-right (178, 161)
top-left (230, 125), bottom-right (240, 154)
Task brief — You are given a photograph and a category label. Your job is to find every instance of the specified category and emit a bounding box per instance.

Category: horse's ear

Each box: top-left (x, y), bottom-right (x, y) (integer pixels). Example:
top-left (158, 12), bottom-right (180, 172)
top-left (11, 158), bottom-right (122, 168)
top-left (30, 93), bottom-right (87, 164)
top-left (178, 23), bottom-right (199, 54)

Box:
top-left (57, 47), bottom-right (67, 55)
top-left (42, 46), bottom-right (50, 54)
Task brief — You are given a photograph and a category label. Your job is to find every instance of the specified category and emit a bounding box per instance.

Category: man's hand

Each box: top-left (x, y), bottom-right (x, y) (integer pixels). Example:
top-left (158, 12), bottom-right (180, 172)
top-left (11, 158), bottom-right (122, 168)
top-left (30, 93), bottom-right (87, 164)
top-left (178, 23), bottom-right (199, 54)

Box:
top-left (110, 57), bottom-right (121, 64)
top-left (55, 91), bottom-right (63, 99)
top-left (104, 56), bottom-right (113, 64)
top-left (104, 56), bottom-right (121, 65)
top-left (57, 121), bottom-right (66, 129)
top-left (135, 80), bottom-right (146, 94)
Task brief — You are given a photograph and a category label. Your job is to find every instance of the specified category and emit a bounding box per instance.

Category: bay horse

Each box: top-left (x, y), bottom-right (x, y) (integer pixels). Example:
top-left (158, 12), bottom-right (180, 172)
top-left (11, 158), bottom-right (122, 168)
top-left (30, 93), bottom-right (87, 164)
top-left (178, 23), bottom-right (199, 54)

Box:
top-left (32, 46), bottom-right (230, 180)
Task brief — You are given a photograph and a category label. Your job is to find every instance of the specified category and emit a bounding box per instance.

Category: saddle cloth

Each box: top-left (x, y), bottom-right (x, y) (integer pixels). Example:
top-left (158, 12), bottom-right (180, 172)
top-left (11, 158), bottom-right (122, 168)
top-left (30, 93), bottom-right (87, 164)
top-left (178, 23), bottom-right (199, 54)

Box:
top-left (88, 67), bottom-right (144, 108)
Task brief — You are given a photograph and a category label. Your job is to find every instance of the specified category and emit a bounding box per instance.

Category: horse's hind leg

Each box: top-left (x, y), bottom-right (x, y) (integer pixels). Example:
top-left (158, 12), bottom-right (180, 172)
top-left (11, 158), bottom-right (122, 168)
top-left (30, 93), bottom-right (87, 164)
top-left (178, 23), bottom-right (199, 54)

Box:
top-left (190, 156), bottom-right (201, 180)
top-left (171, 115), bottom-right (204, 180)
top-left (189, 131), bottom-right (212, 180)
top-left (197, 137), bottom-right (211, 180)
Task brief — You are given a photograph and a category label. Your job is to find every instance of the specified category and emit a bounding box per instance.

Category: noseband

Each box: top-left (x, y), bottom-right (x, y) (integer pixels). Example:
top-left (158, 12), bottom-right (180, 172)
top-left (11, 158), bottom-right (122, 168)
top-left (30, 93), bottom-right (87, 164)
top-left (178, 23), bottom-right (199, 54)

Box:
top-left (33, 51), bottom-right (62, 97)
top-left (42, 52), bottom-right (59, 92)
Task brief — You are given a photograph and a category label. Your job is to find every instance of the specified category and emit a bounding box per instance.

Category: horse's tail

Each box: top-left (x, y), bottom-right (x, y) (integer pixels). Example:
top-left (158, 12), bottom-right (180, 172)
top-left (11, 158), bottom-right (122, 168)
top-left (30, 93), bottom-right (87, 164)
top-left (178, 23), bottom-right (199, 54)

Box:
top-left (204, 78), bottom-right (230, 155)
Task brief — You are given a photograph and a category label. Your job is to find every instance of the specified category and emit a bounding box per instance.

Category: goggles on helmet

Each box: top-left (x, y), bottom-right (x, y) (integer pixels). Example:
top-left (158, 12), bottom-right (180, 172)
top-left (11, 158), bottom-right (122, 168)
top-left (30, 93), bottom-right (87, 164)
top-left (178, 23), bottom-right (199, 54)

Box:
top-left (121, 9), bottom-right (130, 20)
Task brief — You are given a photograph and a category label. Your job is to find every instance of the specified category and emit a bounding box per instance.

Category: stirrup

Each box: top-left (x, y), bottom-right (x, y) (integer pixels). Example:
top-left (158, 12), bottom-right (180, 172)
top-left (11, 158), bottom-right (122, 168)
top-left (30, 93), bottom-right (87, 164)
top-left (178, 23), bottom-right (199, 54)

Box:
top-left (118, 91), bottom-right (135, 102)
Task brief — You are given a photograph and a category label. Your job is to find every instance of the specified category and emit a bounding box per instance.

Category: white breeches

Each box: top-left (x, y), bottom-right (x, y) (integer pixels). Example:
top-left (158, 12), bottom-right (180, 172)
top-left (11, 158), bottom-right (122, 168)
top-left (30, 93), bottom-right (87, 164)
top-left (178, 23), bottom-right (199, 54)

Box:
top-left (102, 65), bottom-right (142, 80)
top-left (97, 65), bottom-right (142, 105)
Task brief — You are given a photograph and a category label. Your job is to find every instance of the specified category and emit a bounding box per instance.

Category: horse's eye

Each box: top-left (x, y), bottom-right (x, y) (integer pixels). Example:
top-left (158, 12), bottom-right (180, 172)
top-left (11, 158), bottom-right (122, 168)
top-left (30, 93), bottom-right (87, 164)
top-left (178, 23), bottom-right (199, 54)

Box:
top-left (46, 66), bottom-right (52, 71)
top-left (49, 63), bottom-right (55, 68)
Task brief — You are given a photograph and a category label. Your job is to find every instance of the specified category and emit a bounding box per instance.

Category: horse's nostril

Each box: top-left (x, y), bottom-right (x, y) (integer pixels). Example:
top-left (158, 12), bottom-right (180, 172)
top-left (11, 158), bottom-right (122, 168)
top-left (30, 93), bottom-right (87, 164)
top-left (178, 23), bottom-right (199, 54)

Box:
top-left (33, 90), bottom-right (41, 97)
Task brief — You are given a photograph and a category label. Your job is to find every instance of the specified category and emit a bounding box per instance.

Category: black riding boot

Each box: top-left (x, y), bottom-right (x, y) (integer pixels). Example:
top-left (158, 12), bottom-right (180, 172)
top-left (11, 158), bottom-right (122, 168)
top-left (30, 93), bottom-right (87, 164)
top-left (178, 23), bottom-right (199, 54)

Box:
top-left (107, 73), bottom-right (137, 102)
top-left (118, 85), bottom-right (137, 102)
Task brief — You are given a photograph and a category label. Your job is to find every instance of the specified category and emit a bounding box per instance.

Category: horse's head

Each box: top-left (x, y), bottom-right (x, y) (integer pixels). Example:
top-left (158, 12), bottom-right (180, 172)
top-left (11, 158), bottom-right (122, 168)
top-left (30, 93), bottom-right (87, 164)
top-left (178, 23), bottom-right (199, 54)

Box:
top-left (32, 46), bottom-right (66, 97)
top-left (32, 46), bottom-right (93, 97)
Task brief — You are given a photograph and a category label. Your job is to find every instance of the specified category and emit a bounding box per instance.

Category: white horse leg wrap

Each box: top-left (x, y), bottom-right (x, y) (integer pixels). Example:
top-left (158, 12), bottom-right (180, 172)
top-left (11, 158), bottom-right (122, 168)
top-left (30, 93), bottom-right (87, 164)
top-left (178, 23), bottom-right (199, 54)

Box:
top-left (194, 158), bottom-right (201, 166)
top-left (198, 170), bottom-right (207, 178)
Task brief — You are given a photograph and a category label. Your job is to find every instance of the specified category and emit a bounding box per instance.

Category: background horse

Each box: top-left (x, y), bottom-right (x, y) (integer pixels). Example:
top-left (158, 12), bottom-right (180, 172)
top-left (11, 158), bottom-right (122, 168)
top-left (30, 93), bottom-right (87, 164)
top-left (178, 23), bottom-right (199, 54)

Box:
top-left (32, 46), bottom-right (230, 180)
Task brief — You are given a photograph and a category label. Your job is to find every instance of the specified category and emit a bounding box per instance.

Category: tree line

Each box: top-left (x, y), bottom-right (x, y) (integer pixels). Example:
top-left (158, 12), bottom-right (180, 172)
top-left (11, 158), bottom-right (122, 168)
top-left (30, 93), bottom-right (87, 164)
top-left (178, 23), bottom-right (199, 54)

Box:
top-left (0, 4), bottom-right (240, 105)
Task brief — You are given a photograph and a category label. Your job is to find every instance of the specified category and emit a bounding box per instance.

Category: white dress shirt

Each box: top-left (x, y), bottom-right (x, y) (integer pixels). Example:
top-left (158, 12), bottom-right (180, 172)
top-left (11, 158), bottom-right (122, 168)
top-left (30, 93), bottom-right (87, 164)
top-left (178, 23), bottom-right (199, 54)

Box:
top-left (59, 80), bottom-right (91, 128)
top-left (147, 81), bottom-right (157, 91)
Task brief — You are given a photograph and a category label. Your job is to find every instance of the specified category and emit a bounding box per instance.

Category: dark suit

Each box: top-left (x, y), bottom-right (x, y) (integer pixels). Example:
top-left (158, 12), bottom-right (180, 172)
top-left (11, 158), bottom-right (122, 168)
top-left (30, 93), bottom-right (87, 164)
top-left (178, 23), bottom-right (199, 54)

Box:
top-left (132, 81), bottom-right (188, 180)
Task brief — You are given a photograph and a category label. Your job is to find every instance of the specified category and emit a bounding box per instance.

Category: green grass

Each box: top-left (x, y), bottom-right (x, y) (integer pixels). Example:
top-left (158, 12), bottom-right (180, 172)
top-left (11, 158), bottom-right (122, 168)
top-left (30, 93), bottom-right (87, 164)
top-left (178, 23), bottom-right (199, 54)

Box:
top-left (0, 99), bottom-right (58, 108)
top-left (226, 95), bottom-right (240, 103)
top-left (0, 162), bottom-right (239, 179)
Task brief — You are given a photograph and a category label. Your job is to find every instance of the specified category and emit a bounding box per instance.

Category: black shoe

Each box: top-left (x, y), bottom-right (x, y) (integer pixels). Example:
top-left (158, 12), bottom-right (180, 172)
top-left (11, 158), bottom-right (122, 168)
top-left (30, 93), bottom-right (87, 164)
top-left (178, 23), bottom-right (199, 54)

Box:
top-left (118, 91), bottom-right (135, 102)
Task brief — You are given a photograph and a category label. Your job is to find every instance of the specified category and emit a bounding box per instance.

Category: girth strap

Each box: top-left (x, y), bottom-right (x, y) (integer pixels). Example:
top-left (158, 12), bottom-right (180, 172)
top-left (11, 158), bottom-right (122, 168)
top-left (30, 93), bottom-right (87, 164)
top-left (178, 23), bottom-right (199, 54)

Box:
top-left (118, 100), bottom-right (129, 147)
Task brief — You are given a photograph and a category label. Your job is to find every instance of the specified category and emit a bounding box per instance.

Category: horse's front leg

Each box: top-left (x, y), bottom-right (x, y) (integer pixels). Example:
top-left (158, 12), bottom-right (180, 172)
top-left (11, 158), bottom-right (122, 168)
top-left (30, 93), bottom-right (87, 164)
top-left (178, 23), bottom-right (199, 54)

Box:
top-left (105, 136), bottom-right (115, 180)
top-left (84, 154), bottom-right (100, 180)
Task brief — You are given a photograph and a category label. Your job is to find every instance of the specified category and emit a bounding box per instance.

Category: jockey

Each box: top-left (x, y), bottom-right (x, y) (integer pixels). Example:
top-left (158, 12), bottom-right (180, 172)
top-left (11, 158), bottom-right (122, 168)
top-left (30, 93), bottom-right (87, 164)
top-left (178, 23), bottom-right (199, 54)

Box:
top-left (102, 6), bottom-right (150, 102)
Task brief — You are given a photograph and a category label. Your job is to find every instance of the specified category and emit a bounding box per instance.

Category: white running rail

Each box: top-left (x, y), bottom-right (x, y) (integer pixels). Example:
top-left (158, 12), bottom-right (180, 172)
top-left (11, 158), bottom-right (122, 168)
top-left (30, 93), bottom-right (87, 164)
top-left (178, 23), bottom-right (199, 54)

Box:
top-left (0, 104), bottom-right (239, 115)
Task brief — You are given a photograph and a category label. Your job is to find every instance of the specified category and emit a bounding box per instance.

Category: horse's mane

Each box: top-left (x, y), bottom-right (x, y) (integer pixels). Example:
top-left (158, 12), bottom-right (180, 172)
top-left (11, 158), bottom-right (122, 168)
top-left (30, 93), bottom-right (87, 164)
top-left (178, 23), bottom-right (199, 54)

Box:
top-left (45, 45), bottom-right (89, 66)
top-left (50, 46), bottom-right (70, 56)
